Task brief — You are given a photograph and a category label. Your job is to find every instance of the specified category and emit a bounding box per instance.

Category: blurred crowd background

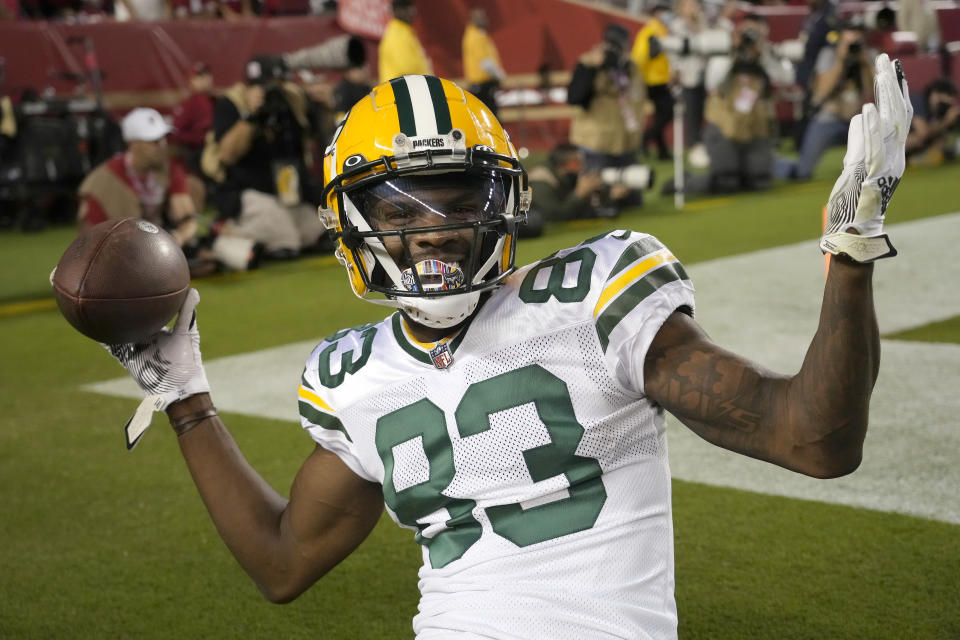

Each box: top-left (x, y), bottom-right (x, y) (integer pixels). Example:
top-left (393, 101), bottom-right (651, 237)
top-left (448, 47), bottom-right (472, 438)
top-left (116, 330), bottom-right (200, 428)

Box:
top-left (1, 0), bottom-right (958, 275)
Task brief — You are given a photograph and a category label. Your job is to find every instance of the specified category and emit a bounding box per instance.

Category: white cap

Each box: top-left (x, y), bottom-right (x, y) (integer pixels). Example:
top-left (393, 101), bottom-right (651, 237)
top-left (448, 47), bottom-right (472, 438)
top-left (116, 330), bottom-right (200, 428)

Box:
top-left (121, 108), bottom-right (172, 143)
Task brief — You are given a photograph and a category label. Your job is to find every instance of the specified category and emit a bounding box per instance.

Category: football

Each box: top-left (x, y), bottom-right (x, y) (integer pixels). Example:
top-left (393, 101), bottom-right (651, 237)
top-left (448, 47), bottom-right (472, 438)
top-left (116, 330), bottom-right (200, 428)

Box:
top-left (51, 218), bottom-right (191, 344)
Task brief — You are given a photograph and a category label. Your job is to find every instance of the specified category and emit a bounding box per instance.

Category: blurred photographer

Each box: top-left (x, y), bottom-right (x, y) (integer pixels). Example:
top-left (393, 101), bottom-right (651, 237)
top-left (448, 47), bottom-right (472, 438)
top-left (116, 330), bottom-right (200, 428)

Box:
top-left (775, 20), bottom-right (873, 180)
top-left (521, 143), bottom-right (640, 231)
top-left (206, 55), bottom-right (326, 259)
top-left (567, 23), bottom-right (649, 205)
top-left (697, 13), bottom-right (793, 192)
top-left (906, 79), bottom-right (960, 165)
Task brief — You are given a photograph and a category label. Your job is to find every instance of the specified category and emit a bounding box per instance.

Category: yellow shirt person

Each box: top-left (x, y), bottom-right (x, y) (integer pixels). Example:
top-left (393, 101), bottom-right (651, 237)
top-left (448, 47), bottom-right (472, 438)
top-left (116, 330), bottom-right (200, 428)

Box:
top-left (461, 8), bottom-right (504, 115)
top-left (462, 21), bottom-right (503, 85)
top-left (631, 13), bottom-right (670, 87)
top-left (379, 17), bottom-right (433, 83)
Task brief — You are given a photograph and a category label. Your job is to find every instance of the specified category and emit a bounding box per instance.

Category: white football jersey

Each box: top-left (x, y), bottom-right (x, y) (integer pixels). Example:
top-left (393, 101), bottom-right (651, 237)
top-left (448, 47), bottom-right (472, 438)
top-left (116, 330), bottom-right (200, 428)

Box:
top-left (299, 231), bottom-right (696, 640)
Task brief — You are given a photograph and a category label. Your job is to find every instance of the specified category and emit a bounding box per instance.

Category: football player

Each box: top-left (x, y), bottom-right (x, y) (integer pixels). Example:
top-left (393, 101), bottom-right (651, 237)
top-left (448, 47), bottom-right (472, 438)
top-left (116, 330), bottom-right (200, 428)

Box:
top-left (107, 56), bottom-right (912, 638)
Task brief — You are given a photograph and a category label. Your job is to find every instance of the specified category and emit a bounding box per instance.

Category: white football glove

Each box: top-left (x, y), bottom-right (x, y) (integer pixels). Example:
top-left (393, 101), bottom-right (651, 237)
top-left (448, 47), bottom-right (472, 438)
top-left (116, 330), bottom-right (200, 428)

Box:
top-left (103, 289), bottom-right (210, 448)
top-left (820, 54), bottom-right (913, 263)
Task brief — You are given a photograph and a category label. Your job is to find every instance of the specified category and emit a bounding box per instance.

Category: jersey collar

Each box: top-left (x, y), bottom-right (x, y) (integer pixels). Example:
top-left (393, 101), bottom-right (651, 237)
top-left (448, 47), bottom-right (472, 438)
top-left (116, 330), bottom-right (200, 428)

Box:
top-left (391, 313), bottom-right (471, 367)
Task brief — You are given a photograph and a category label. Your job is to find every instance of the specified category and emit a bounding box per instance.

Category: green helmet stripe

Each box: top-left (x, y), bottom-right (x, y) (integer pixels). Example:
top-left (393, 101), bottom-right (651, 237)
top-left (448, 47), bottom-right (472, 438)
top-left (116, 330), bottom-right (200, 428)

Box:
top-left (425, 75), bottom-right (453, 134)
top-left (391, 77), bottom-right (417, 136)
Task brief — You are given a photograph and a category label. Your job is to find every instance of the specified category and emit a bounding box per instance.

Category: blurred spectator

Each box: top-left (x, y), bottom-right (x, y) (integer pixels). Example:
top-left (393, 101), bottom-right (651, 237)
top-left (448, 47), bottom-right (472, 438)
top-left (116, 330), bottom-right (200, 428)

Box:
top-left (115, 0), bottom-right (172, 21)
top-left (697, 13), bottom-right (792, 192)
top-left (631, 3), bottom-right (673, 160)
top-left (333, 63), bottom-right (373, 120)
top-left (796, 0), bottom-right (839, 90)
top-left (462, 7), bottom-right (505, 117)
top-left (378, 0), bottom-right (432, 83)
top-left (526, 143), bottom-right (627, 230)
top-left (77, 108), bottom-right (221, 277)
top-left (170, 61), bottom-right (215, 210)
top-left (907, 79), bottom-right (960, 165)
top-left (206, 55), bottom-right (326, 260)
top-left (668, 0), bottom-right (710, 167)
top-left (874, 6), bottom-right (896, 32)
top-left (567, 23), bottom-right (647, 185)
top-left (899, 0), bottom-right (940, 52)
top-left (775, 20), bottom-right (873, 180)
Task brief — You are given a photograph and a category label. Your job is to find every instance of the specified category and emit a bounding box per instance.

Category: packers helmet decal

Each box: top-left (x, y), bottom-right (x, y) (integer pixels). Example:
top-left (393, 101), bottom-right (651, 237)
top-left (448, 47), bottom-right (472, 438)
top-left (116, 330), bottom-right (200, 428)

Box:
top-left (320, 75), bottom-right (531, 329)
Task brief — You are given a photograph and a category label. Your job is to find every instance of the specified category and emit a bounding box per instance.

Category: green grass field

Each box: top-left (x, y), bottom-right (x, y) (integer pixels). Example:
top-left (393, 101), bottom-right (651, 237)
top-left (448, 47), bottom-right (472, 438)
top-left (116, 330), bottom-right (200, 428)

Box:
top-left (2, 152), bottom-right (958, 639)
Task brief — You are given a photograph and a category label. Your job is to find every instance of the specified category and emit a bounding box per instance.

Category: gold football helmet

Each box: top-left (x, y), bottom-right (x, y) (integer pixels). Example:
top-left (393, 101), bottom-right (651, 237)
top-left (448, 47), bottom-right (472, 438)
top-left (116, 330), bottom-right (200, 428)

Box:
top-left (321, 75), bottom-right (531, 329)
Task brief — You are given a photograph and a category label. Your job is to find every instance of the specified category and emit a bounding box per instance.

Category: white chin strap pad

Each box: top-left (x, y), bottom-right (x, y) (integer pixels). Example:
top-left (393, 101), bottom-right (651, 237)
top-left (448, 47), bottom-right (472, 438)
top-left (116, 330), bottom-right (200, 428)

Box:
top-left (399, 291), bottom-right (481, 329)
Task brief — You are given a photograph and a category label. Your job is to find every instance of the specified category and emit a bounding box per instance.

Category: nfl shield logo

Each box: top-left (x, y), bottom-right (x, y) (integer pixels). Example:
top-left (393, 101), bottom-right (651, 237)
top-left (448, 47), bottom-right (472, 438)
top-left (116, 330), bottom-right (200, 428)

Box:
top-left (429, 343), bottom-right (453, 370)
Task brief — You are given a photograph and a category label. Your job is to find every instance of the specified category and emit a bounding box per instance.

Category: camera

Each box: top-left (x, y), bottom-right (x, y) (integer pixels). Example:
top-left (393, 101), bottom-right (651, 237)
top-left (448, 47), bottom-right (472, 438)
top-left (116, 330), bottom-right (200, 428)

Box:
top-left (740, 29), bottom-right (759, 48)
top-left (847, 39), bottom-right (863, 55)
top-left (600, 164), bottom-right (655, 191)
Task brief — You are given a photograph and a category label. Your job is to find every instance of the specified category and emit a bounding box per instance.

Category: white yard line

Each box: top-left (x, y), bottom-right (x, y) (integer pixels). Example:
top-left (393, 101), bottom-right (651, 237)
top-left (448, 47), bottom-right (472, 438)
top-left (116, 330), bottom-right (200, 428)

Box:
top-left (674, 212), bottom-right (960, 524)
top-left (84, 213), bottom-right (960, 524)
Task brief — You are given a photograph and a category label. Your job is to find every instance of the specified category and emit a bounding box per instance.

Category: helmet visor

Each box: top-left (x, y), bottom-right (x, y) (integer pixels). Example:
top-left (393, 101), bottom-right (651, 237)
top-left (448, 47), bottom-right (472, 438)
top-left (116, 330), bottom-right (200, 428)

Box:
top-left (348, 170), bottom-right (509, 232)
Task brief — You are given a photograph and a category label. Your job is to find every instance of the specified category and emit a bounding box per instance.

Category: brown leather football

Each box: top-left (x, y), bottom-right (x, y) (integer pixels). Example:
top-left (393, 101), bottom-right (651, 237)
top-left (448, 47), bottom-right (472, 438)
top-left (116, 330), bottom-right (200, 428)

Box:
top-left (51, 218), bottom-right (191, 344)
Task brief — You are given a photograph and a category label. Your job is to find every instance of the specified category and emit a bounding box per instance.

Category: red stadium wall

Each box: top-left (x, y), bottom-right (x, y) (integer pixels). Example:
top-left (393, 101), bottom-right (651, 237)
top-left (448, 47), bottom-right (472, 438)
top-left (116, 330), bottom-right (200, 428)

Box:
top-left (0, 17), bottom-right (352, 103)
top-left (2, 0), bottom-right (958, 152)
top-left (0, 1), bottom-right (643, 150)
top-left (0, 1), bottom-right (640, 103)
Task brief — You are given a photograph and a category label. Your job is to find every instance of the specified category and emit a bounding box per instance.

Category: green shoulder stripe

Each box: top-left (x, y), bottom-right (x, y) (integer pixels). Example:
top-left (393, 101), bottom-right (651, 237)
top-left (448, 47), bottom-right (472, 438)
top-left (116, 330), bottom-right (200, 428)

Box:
top-left (609, 236), bottom-right (666, 278)
top-left (299, 401), bottom-right (352, 442)
top-left (596, 261), bottom-right (689, 352)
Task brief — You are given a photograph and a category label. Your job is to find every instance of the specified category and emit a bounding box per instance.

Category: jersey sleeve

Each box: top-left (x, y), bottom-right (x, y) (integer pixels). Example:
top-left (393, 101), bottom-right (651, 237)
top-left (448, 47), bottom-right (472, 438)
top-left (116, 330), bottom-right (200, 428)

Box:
top-left (590, 231), bottom-right (696, 395)
top-left (298, 343), bottom-right (375, 483)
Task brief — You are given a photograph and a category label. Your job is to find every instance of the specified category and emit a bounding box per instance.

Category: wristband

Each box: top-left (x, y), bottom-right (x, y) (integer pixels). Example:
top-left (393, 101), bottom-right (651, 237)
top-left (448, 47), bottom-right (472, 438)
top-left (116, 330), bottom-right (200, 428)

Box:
top-left (169, 407), bottom-right (218, 437)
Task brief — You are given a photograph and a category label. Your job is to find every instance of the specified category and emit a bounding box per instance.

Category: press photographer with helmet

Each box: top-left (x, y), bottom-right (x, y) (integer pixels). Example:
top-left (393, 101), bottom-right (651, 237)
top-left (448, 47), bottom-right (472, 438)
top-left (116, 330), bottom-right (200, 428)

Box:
top-left (775, 19), bottom-right (874, 180)
top-left (206, 55), bottom-right (326, 259)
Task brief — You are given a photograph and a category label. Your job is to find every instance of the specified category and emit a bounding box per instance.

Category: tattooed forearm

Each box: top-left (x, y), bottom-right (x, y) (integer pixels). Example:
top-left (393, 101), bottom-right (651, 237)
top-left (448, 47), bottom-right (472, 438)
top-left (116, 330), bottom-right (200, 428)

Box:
top-left (645, 258), bottom-right (879, 477)
top-left (647, 339), bottom-right (787, 459)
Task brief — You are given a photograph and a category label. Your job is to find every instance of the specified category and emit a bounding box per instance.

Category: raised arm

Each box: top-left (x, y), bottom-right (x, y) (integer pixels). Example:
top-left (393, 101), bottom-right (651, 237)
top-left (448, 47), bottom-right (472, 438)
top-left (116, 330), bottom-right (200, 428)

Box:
top-left (645, 54), bottom-right (911, 478)
top-left (644, 257), bottom-right (878, 478)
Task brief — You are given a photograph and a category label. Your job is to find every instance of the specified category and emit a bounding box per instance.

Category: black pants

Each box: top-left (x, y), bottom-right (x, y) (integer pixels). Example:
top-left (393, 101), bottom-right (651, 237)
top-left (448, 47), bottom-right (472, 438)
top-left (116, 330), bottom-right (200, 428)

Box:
top-left (643, 83), bottom-right (673, 158)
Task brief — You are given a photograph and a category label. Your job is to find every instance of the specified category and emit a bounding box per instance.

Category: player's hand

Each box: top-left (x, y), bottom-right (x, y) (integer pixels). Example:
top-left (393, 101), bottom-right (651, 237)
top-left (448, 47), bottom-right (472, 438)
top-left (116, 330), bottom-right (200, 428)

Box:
top-left (820, 54), bottom-right (913, 263)
top-left (103, 288), bottom-right (210, 412)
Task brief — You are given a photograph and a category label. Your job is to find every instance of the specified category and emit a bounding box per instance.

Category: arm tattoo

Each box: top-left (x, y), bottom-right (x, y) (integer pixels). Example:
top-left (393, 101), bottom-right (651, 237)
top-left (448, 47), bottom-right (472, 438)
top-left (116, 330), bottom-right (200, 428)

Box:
top-left (647, 342), bottom-right (785, 458)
